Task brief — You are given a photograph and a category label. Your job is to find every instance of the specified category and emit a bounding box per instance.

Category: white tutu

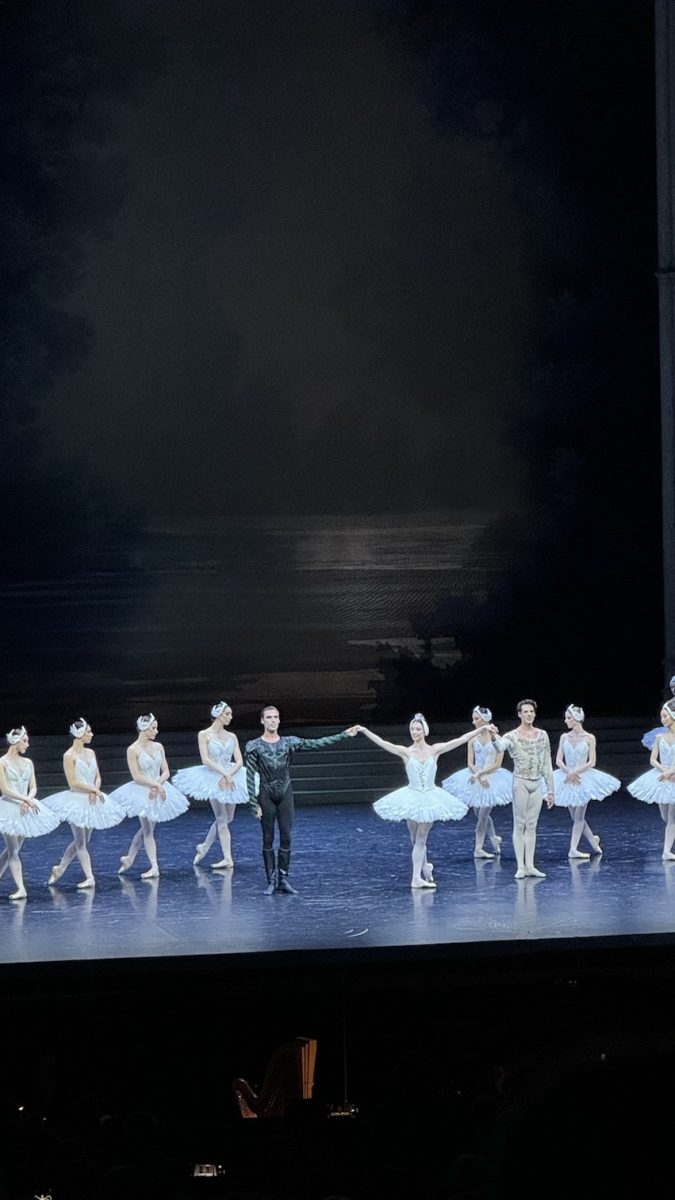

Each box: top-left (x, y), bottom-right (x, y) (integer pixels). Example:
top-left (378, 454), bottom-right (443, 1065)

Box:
top-left (552, 767), bottom-right (621, 808)
top-left (443, 767), bottom-right (512, 808)
top-left (0, 794), bottom-right (60, 838)
top-left (43, 789), bottom-right (127, 829)
top-left (172, 764), bottom-right (248, 804)
top-left (627, 768), bottom-right (675, 806)
top-left (108, 780), bottom-right (189, 823)
top-left (374, 784), bottom-right (468, 823)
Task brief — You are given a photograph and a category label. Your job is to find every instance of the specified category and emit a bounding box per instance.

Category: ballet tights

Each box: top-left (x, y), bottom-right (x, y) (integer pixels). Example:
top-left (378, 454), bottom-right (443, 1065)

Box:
top-left (407, 819), bottom-right (433, 886)
top-left (121, 817), bottom-right (159, 876)
top-left (53, 825), bottom-right (94, 883)
top-left (512, 778), bottom-right (544, 876)
top-left (197, 800), bottom-right (235, 865)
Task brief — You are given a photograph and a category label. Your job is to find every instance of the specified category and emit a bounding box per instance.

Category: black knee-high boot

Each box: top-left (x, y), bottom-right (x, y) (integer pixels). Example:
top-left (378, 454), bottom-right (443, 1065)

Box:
top-left (277, 847), bottom-right (297, 895)
top-left (263, 848), bottom-right (277, 895)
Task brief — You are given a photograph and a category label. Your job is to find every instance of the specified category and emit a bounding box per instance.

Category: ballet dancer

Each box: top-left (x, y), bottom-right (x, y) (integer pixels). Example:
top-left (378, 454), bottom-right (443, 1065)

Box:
top-left (552, 705), bottom-right (620, 859)
top-left (357, 713), bottom-right (487, 888)
top-left (642, 677), bottom-right (675, 749)
top-left (442, 706), bottom-right (512, 859)
top-left (173, 701), bottom-right (248, 869)
top-left (245, 706), bottom-right (359, 895)
top-left (628, 701), bottom-right (675, 859)
top-left (111, 714), bottom-right (189, 879)
top-left (0, 727), bottom-right (59, 899)
top-left (492, 700), bottom-right (554, 879)
top-left (43, 718), bottom-right (126, 888)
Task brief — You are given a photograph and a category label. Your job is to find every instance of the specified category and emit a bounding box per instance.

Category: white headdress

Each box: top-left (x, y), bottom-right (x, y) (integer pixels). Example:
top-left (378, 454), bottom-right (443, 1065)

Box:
top-left (211, 701), bottom-right (230, 719)
top-left (565, 704), bottom-right (585, 724)
top-left (6, 726), bottom-right (27, 745)
top-left (136, 712), bottom-right (156, 732)
top-left (663, 699), bottom-right (675, 720)
top-left (472, 706), bottom-right (492, 722)
top-left (670, 675), bottom-right (675, 692)
top-left (410, 712), bottom-right (429, 736)
top-left (69, 717), bottom-right (88, 739)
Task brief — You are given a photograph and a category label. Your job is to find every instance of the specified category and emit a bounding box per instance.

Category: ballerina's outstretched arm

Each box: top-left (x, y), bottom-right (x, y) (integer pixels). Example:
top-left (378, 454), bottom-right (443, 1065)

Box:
top-left (353, 727), bottom-right (409, 759)
top-left (431, 725), bottom-right (496, 759)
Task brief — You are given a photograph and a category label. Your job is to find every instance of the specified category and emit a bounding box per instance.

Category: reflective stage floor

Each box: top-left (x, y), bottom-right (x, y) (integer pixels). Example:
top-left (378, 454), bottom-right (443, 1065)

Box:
top-left (2, 796), bottom-right (675, 965)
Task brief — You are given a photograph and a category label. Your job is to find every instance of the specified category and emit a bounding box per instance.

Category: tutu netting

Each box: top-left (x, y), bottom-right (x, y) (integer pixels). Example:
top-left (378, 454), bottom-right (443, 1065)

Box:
top-left (552, 768), bottom-right (621, 807)
top-left (173, 765), bottom-right (248, 804)
top-left (109, 780), bottom-right (189, 823)
top-left (443, 767), bottom-right (512, 808)
top-left (0, 794), bottom-right (60, 838)
top-left (642, 726), bottom-right (666, 750)
top-left (627, 769), bottom-right (675, 805)
top-left (43, 789), bottom-right (126, 829)
top-left (373, 757), bottom-right (468, 823)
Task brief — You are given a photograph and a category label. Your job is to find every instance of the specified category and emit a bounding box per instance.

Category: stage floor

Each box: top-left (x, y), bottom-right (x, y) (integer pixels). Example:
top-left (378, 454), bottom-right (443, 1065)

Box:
top-left (2, 797), bottom-right (675, 965)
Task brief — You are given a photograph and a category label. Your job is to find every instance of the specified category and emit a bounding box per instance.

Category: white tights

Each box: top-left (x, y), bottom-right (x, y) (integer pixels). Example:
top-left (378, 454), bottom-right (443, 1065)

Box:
top-left (568, 804), bottom-right (598, 854)
top-left (407, 820), bottom-right (433, 885)
top-left (198, 799), bottom-right (235, 863)
top-left (0, 835), bottom-right (25, 896)
top-left (512, 778), bottom-right (543, 872)
top-left (123, 817), bottom-right (158, 874)
top-left (658, 803), bottom-right (675, 858)
top-left (54, 825), bottom-right (94, 881)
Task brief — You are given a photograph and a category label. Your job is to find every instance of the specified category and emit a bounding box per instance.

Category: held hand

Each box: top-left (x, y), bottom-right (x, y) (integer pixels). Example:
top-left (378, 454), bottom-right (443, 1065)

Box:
top-left (546, 793), bottom-right (555, 809)
top-left (88, 790), bottom-right (99, 806)
top-left (219, 774), bottom-right (235, 791)
top-left (254, 804), bottom-right (262, 820)
top-left (479, 776), bottom-right (490, 789)
top-left (158, 785), bottom-right (167, 801)
top-left (20, 799), bottom-right (39, 815)
top-left (345, 726), bottom-right (360, 737)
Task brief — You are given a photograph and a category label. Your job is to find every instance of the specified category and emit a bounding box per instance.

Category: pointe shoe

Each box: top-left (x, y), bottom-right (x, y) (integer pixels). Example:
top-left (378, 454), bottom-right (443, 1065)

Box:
top-left (118, 855), bottom-right (132, 875)
top-left (662, 852), bottom-right (675, 861)
top-left (590, 836), bottom-right (603, 857)
top-left (568, 849), bottom-right (590, 859)
top-left (77, 876), bottom-right (95, 889)
top-left (141, 866), bottom-right (159, 880)
top-left (421, 861), bottom-right (434, 882)
top-left (525, 866), bottom-right (546, 878)
top-left (48, 864), bottom-right (65, 886)
top-left (490, 834), bottom-right (503, 854)
top-left (411, 879), bottom-right (436, 889)
top-left (193, 843), bottom-right (208, 866)
top-left (211, 857), bottom-right (234, 870)
top-left (9, 889), bottom-right (27, 901)
top-left (514, 868), bottom-right (527, 879)
top-left (474, 848), bottom-right (495, 859)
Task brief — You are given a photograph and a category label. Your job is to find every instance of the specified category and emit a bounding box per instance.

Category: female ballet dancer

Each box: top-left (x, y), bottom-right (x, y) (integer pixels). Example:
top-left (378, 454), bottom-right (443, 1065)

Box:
top-left (173, 701), bottom-right (248, 869)
top-left (442, 706), bottom-right (512, 858)
top-left (44, 718), bottom-right (126, 888)
top-left (492, 699), bottom-right (554, 879)
top-left (552, 705), bottom-right (620, 859)
top-left (0, 727), bottom-right (59, 899)
top-left (357, 714), bottom-right (487, 888)
top-left (628, 701), bottom-right (675, 860)
top-left (642, 677), bottom-right (675, 749)
top-left (110, 714), bottom-right (189, 879)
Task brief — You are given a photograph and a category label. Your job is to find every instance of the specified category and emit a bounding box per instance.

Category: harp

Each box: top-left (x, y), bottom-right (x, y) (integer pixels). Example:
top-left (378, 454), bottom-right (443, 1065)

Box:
top-left (233, 1036), bottom-right (317, 1118)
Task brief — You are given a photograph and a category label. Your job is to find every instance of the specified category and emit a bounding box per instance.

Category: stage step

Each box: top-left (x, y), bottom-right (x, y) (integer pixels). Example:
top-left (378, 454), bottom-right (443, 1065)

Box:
top-left (19, 719), bottom-right (655, 805)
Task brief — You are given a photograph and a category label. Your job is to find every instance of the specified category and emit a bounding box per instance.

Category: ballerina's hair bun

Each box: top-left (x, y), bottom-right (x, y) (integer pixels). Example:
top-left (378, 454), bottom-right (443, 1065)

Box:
top-left (410, 712), bottom-right (430, 736)
top-left (472, 706), bottom-right (492, 722)
top-left (565, 704), bottom-right (585, 723)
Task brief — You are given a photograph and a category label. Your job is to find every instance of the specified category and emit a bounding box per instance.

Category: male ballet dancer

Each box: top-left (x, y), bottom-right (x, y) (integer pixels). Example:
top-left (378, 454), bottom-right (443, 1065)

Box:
top-left (245, 706), bottom-right (358, 894)
top-left (492, 699), bottom-right (554, 879)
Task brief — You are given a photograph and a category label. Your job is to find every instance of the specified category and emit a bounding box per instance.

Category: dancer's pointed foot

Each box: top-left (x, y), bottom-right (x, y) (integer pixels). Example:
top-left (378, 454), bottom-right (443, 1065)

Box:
top-left (193, 843), bottom-right (208, 866)
top-left (568, 849), bottom-right (590, 859)
top-left (118, 855), bottom-right (132, 875)
top-left (9, 889), bottom-right (27, 901)
top-left (77, 876), bottom-right (95, 889)
top-left (48, 864), bottom-right (65, 886)
top-left (662, 851), bottom-right (675, 861)
top-left (141, 866), bottom-right (159, 880)
top-left (590, 835), bottom-right (603, 857)
top-left (490, 834), bottom-right (503, 854)
top-left (411, 878), bottom-right (436, 889)
top-left (211, 857), bottom-right (234, 870)
top-left (474, 848), bottom-right (495, 859)
top-left (514, 868), bottom-right (527, 879)
top-left (525, 866), bottom-right (546, 878)
top-left (421, 861), bottom-right (434, 882)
